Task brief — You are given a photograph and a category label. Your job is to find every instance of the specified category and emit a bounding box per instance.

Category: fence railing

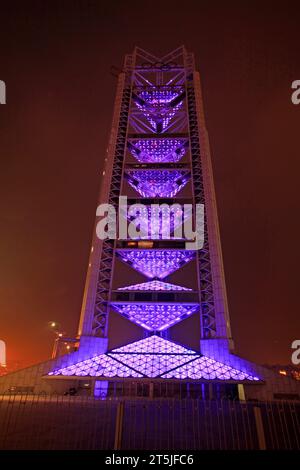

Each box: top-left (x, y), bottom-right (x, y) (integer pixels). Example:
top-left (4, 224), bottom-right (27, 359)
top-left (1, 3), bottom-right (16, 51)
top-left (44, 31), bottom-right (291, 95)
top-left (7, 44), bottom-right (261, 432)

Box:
top-left (0, 393), bottom-right (299, 450)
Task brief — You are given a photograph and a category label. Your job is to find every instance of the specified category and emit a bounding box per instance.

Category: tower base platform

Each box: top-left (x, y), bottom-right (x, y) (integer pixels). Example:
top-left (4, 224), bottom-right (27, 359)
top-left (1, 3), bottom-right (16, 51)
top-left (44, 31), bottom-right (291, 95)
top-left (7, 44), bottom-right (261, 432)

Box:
top-left (0, 336), bottom-right (299, 402)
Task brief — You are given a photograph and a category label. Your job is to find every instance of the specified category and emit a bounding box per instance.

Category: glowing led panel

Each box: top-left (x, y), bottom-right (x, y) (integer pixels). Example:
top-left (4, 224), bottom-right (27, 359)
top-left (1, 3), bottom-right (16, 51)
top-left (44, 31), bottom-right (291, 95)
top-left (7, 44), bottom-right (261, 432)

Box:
top-left (126, 170), bottom-right (190, 198)
top-left (108, 337), bottom-right (196, 378)
top-left (122, 204), bottom-right (192, 239)
top-left (48, 354), bottom-right (143, 378)
top-left (111, 335), bottom-right (196, 354)
top-left (118, 280), bottom-right (192, 291)
top-left (161, 357), bottom-right (260, 381)
top-left (135, 88), bottom-right (184, 132)
top-left (128, 139), bottom-right (188, 163)
top-left (116, 250), bottom-right (195, 279)
top-left (111, 303), bottom-right (199, 331)
top-left (48, 336), bottom-right (260, 381)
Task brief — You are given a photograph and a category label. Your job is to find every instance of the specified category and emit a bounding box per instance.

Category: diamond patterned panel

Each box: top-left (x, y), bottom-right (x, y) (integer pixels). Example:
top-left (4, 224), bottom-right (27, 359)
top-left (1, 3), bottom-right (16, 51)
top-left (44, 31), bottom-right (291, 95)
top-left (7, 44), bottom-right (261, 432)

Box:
top-left (110, 303), bottom-right (199, 331)
top-left (118, 280), bottom-right (191, 291)
top-left (135, 88), bottom-right (184, 132)
top-left (48, 336), bottom-right (260, 381)
top-left (116, 250), bottom-right (195, 279)
top-left (128, 139), bottom-right (188, 163)
top-left (126, 170), bottom-right (190, 198)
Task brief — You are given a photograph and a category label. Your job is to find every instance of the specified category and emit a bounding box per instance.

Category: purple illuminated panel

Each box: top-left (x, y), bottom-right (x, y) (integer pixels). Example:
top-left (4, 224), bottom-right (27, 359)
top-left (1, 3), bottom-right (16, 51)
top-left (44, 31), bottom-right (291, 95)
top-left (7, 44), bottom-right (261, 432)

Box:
top-left (48, 354), bottom-right (143, 378)
top-left (110, 335), bottom-right (196, 354)
top-left (116, 250), bottom-right (196, 279)
top-left (123, 204), bottom-right (192, 239)
top-left (118, 280), bottom-right (191, 291)
top-left (161, 357), bottom-right (260, 381)
top-left (135, 88), bottom-right (184, 132)
top-left (128, 139), bottom-right (188, 163)
top-left (126, 170), bottom-right (190, 198)
top-left (108, 353), bottom-right (191, 378)
top-left (48, 336), bottom-right (260, 381)
top-left (111, 303), bottom-right (199, 331)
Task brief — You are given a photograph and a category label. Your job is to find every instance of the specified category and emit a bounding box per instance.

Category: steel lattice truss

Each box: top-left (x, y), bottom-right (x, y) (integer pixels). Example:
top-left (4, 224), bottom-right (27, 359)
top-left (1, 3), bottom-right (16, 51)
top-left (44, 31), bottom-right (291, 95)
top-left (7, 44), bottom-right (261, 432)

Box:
top-left (49, 336), bottom-right (260, 381)
top-left (92, 60), bottom-right (133, 336)
top-left (184, 54), bottom-right (217, 338)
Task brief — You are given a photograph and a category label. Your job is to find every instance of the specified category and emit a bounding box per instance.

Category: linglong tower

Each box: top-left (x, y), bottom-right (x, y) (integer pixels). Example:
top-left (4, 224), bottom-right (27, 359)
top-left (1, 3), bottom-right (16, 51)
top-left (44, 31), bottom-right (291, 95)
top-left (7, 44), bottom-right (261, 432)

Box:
top-left (1, 47), bottom-right (299, 402)
top-left (49, 46), bottom-right (261, 397)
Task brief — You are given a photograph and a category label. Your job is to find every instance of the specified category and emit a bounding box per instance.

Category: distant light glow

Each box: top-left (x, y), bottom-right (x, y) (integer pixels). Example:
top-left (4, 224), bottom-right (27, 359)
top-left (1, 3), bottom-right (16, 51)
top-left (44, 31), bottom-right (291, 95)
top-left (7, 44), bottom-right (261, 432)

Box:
top-left (116, 250), bottom-right (196, 279)
top-left (48, 336), bottom-right (260, 381)
top-left (126, 170), bottom-right (190, 198)
top-left (109, 335), bottom-right (196, 354)
top-left (128, 139), bottom-right (188, 163)
top-left (111, 303), bottom-right (199, 331)
top-left (118, 280), bottom-right (192, 291)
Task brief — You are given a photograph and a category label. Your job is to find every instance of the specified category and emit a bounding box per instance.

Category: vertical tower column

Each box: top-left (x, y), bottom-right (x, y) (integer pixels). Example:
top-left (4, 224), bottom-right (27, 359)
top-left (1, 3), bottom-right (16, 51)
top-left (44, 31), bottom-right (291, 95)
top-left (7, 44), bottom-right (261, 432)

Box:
top-left (184, 51), bottom-right (233, 357)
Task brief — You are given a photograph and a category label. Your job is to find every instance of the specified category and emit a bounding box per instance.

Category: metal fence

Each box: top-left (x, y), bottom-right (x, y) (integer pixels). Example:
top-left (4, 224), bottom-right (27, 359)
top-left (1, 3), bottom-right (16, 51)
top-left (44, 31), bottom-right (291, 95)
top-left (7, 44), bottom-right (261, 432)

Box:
top-left (0, 393), bottom-right (299, 450)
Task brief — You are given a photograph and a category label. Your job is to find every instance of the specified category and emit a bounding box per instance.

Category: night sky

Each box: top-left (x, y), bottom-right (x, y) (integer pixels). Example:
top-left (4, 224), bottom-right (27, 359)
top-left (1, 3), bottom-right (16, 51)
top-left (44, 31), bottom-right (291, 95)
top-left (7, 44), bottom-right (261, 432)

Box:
top-left (0, 1), bottom-right (299, 367)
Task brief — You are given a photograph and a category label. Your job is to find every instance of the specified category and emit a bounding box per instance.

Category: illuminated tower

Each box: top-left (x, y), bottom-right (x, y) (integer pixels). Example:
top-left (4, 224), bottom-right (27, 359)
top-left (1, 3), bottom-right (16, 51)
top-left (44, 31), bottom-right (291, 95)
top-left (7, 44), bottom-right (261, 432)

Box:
top-left (47, 47), bottom-right (262, 396)
top-left (3, 47), bottom-right (300, 403)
